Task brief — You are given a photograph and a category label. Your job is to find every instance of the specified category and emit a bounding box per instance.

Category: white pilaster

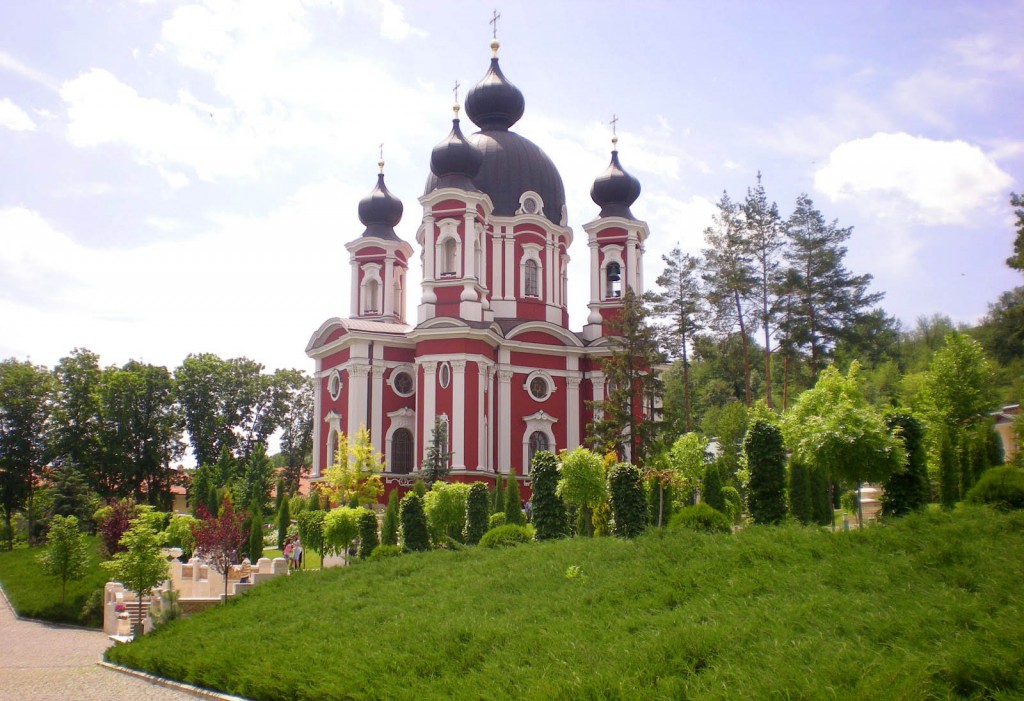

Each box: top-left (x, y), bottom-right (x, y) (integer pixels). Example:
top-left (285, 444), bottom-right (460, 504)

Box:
top-left (383, 256), bottom-right (395, 317)
top-left (347, 364), bottom-right (370, 438)
top-left (451, 360), bottom-right (466, 470)
top-left (350, 260), bottom-right (360, 317)
top-left (497, 369), bottom-right (512, 473)
top-left (420, 361), bottom-right (437, 465)
top-left (478, 364), bottom-right (488, 471)
top-left (371, 365), bottom-right (384, 456)
top-left (566, 376), bottom-right (581, 449)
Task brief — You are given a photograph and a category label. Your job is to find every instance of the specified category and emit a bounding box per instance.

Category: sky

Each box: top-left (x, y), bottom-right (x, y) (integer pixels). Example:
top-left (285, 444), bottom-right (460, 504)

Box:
top-left (1, 0), bottom-right (1022, 375)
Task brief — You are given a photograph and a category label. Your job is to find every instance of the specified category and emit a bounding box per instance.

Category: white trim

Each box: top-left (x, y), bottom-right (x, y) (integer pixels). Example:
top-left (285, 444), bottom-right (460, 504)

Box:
top-left (519, 242), bottom-right (543, 299)
top-left (388, 365), bottom-right (416, 397)
top-left (522, 411), bottom-right (557, 475)
top-left (385, 407), bottom-right (416, 474)
top-left (524, 370), bottom-right (555, 402)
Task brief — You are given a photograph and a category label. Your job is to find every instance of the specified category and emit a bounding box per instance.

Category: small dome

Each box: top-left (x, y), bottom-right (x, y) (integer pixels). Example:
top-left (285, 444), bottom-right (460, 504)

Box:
top-left (358, 171), bottom-right (403, 240)
top-left (590, 147), bottom-right (641, 219)
top-left (429, 116), bottom-right (483, 192)
top-left (465, 55), bottom-right (525, 132)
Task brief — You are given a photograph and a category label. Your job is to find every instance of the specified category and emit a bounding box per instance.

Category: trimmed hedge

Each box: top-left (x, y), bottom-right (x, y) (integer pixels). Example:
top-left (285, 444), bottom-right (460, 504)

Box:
top-left (478, 524), bottom-right (534, 549)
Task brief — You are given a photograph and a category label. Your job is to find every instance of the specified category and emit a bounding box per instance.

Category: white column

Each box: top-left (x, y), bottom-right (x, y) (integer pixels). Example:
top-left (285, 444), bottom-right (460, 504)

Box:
top-left (371, 365), bottom-right (384, 456)
top-left (592, 372), bottom-right (605, 421)
top-left (491, 231), bottom-right (502, 300)
top-left (477, 364), bottom-right (487, 471)
top-left (590, 240), bottom-right (600, 303)
top-left (451, 360), bottom-right (466, 470)
top-left (311, 371), bottom-right (323, 477)
top-left (463, 214), bottom-right (475, 280)
top-left (420, 361), bottom-right (437, 465)
top-left (347, 364), bottom-right (370, 438)
top-left (383, 256), bottom-right (395, 317)
top-left (503, 237), bottom-right (515, 299)
top-left (566, 376), bottom-right (581, 449)
top-left (626, 234), bottom-right (638, 293)
top-left (637, 240), bottom-right (646, 294)
top-left (350, 261), bottom-right (360, 317)
top-left (497, 369), bottom-right (512, 473)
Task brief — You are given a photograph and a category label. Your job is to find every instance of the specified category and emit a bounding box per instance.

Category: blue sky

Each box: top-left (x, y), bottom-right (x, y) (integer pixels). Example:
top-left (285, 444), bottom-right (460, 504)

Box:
top-left (1, 0), bottom-right (1021, 373)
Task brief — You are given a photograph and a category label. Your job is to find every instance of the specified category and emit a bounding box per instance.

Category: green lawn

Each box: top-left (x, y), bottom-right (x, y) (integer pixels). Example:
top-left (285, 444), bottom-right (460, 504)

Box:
top-left (107, 507), bottom-right (1024, 700)
top-left (0, 536), bottom-right (109, 626)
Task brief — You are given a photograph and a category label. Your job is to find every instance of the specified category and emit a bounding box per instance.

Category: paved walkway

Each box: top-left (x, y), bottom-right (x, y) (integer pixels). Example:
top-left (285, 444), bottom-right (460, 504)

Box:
top-left (0, 591), bottom-right (206, 701)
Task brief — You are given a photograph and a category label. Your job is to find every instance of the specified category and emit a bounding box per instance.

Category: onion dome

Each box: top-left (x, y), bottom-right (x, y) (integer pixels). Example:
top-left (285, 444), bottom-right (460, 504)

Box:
top-left (358, 163), bottom-right (404, 240)
top-left (590, 137), bottom-right (641, 219)
top-left (429, 105), bottom-right (483, 192)
top-left (465, 40), bottom-right (524, 132)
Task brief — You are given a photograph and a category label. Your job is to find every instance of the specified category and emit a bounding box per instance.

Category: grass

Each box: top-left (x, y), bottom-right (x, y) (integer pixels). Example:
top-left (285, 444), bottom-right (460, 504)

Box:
top-left (106, 507), bottom-right (1024, 700)
top-left (0, 536), bottom-right (109, 626)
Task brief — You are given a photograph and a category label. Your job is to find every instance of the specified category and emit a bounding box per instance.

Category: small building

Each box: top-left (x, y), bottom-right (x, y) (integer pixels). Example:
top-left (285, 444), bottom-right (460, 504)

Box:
top-left (993, 404), bottom-right (1020, 462)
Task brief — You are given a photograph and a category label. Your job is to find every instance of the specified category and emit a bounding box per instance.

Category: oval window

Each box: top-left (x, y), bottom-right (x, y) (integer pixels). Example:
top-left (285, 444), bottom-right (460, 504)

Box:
top-left (393, 370), bottom-right (414, 396)
top-left (438, 362), bottom-right (451, 389)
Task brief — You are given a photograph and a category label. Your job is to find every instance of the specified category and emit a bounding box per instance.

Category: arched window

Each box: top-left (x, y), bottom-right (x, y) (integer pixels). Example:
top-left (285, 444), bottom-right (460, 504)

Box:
top-left (443, 238), bottom-right (458, 276)
top-left (524, 259), bottom-right (539, 297)
top-left (606, 262), bottom-right (622, 298)
top-left (364, 279), bottom-right (379, 314)
top-left (391, 429), bottom-right (413, 474)
top-left (528, 431), bottom-right (548, 467)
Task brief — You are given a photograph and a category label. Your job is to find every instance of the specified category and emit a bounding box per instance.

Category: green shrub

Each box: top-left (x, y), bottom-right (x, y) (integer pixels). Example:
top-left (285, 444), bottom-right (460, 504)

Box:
top-left (966, 466), bottom-right (1024, 511)
top-left (720, 486), bottom-right (742, 524)
top-left (381, 490), bottom-right (399, 546)
top-left (702, 462), bottom-right (724, 513)
top-left (465, 483), bottom-right (490, 545)
top-left (669, 503), bottom-right (731, 534)
top-left (882, 411), bottom-right (930, 517)
top-left (367, 544), bottom-right (403, 561)
top-left (478, 524), bottom-right (534, 548)
top-left (357, 509), bottom-right (378, 559)
top-left (608, 462), bottom-right (646, 538)
top-left (488, 512), bottom-right (506, 530)
top-left (504, 476), bottom-right (525, 525)
top-left (788, 459), bottom-right (812, 525)
top-left (277, 498), bottom-right (290, 550)
top-left (531, 451), bottom-right (568, 540)
top-left (745, 419), bottom-right (788, 525)
top-left (840, 490), bottom-right (859, 515)
top-left (400, 493), bottom-right (429, 552)
top-left (492, 475), bottom-right (505, 514)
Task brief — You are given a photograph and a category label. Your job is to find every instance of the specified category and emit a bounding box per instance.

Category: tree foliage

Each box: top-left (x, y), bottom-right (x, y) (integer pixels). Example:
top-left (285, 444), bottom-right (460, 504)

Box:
top-left (424, 481), bottom-right (469, 544)
top-left (529, 451), bottom-right (567, 540)
top-left (38, 515), bottom-right (90, 605)
top-left (1007, 192), bottom-right (1024, 274)
top-left (556, 448), bottom-right (607, 537)
top-left (193, 498), bottom-right (247, 599)
top-left (881, 411), bottom-right (929, 517)
top-left (464, 482), bottom-right (490, 545)
top-left (608, 462), bottom-right (646, 538)
top-left (421, 418), bottom-right (452, 488)
top-left (399, 492), bottom-right (429, 552)
top-left (323, 507), bottom-right (359, 563)
top-left (357, 508), bottom-right (378, 559)
top-left (103, 515), bottom-right (169, 630)
top-left (323, 425), bottom-right (383, 508)
top-left (380, 489), bottom-right (399, 546)
top-left (296, 509), bottom-right (325, 566)
top-left (744, 419), bottom-right (788, 525)
top-left (504, 476), bottom-right (524, 526)
top-left (652, 247), bottom-right (703, 433)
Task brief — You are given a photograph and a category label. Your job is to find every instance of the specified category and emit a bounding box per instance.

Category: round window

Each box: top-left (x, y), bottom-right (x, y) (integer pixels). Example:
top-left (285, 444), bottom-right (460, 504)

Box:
top-left (529, 375), bottom-right (549, 400)
top-left (327, 370), bottom-right (342, 400)
top-left (523, 196), bottom-right (538, 214)
top-left (393, 370), bottom-right (414, 396)
top-left (438, 362), bottom-right (451, 389)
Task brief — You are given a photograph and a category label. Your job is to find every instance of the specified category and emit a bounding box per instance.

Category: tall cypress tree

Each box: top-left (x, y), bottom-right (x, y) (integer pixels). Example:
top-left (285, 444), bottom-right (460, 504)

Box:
top-left (248, 501), bottom-right (263, 561)
top-left (608, 462), bottom-right (646, 538)
top-left (357, 509), bottom-right (378, 559)
top-left (400, 493), bottom-right (429, 552)
top-left (504, 476), bottom-right (525, 525)
top-left (702, 462), bottom-right (725, 513)
top-left (465, 482), bottom-right (490, 545)
top-left (276, 497), bottom-right (290, 549)
top-left (381, 489), bottom-right (399, 546)
top-left (788, 458), bottom-right (812, 525)
top-left (810, 466), bottom-right (832, 526)
top-left (531, 451), bottom-right (567, 540)
top-left (492, 475), bottom-right (505, 514)
top-left (881, 411), bottom-right (929, 517)
top-left (745, 419), bottom-right (788, 525)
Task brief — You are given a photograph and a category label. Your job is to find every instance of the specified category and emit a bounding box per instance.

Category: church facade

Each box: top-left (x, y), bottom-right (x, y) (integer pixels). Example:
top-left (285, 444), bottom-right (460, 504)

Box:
top-left (305, 39), bottom-right (650, 499)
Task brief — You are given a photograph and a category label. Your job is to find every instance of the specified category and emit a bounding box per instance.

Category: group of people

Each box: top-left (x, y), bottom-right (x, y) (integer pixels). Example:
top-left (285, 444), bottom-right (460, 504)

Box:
top-left (282, 537), bottom-right (304, 571)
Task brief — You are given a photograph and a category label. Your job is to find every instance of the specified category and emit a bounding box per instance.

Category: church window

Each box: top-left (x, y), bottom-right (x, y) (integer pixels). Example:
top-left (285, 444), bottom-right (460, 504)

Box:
top-left (525, 259), bottom-right (539, 297)
top-left (328, 370), bottom-right (342, 400)
top-left (528, 431), bottom-right (548, 466)
top-left (391, 429), bottom-right (413, 474)
top-left (392, 370), bottom-right (414, 396)
top-left (529, 376), bottom-right (548, 400)
top-left (443, 238), bottom-right (458, 276)
top-left (364, 279), bottom-right (379, 314)
top-left (438, 362), bottom-right (451, 389)
top-left (606, 262), bottom-right (622, 298)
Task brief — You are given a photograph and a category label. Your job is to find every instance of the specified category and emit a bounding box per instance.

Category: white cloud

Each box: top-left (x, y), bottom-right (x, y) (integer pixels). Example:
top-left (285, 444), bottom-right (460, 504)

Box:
top-left (377, 0), bottom-right (427, 41)
top-left (813, 132), bottom-right (1012, 225)
top-left (0, 97), bottom-right (36, 131)
top-left (0, 51), bottom-right (58, 91)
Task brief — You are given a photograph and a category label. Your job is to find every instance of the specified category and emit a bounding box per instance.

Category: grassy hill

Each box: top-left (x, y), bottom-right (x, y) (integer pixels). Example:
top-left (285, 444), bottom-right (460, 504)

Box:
top-left (106, 507), bottom-right (1024, 700)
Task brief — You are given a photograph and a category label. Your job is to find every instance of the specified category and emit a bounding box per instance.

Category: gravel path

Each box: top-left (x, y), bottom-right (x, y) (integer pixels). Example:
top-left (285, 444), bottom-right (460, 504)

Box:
top-left (0, 590), bottom-right (221, 701)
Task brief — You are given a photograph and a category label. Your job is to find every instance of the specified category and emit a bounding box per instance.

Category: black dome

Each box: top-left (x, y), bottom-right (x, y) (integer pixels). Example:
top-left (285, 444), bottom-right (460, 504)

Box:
top-left (358, 172), bottom-right (403, 240)
top-left (465, 57), bottom-right (524, 132)
top-left (424, 130), bottom-right (566, 225)
top-left (429, 117), bottom-right (483, 192)
top-left (590, 149), bottom-right (641, 220)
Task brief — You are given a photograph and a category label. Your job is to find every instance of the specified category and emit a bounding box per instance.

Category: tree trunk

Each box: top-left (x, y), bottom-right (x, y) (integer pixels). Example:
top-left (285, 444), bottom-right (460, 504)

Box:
top-left (857, 479), bottom-right (863, 529)
top-left (682, 336), bottom-right (692, 433)
top-left (782, 353), bottom-right (789, 411)
top-left (734, 290), bottom-right (752, 406)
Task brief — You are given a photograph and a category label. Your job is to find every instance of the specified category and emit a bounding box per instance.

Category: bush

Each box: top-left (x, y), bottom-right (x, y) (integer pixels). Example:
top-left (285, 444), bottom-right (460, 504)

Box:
top-left (504, 476), bottom-right (525, 525)
top-left (465, 483), bottom-right (490, 545)
top-left (702, 462), bottom-right (724, 513)
top-left (608, 463), bottom-right (646, 538)
top-left (400, 493), bottom-right (429, 552)
top-left (381, 490), bottom-right (399, 546)
top-left (531, 451), bottom-right (567, 540)
top-left (357, 509), bottom-right (378, 559)
top-left (840, 490), bottom-right (859, 515)
top-left (745, 419), bottom-right (788, 525)
top-left (965, 466), bottom-right (1024, 511)
top-left (478, 524), bottom-right (534, 549)
top-left (720, 486), bottom-right (742, 524)
top-left (488, 512), bottom-right (506, 530)
top-left (367, 544), bottom-right (403, 561)
top-left (669, 503), bottom-right (731, 534)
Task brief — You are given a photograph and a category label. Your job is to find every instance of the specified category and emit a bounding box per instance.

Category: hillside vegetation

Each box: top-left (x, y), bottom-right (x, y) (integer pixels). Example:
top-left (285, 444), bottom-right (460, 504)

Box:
top-left (107, 508), bottom-right (1024, 700)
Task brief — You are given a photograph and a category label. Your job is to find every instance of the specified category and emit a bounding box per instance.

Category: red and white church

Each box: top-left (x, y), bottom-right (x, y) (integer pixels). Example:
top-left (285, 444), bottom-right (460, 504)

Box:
top-left (305, 38), bottom-right (650, 498)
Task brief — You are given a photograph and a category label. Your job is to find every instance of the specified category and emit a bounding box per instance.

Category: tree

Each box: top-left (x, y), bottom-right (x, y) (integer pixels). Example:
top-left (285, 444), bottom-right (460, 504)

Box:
top-left (323, 507), bottom-right (359, 564)
top-left (788, 458), bottom-right (812, 525)
top-left (192, 498), bottom-right (247, 600)
top-left (278, 372), bottom-right (314, 493)
top-left (744, 418), bottom-right (788, 525)
top-left (781, 364), bottom-right (906, 525)
top-left (782, 194), bottom-right (883, 376)
top-left (424, 481), bottom-right (470, 544)
top-left (702, 462), bottom-right (724, 513)
top-left (237, 443), bottom-right (275, 518)
top-left (702, 191), bottom-right (757, 405)
top-left (46, 461), bottom-right (96, 524)
top-left (357, 509), bottom-right (378, 559)
top-left (608, 462), bottom-right (646, 538)
top-left (504, 476), bottom-right (524, 525)
top-left (277, 497), bottom-right (291, 550)
top-left (975, 286), bottom-right (1024, 365)
top-left (529, 452), bottom-right (567, 540)
top-left (1007, 192), bottom-right (1024, 273)
top-left (465, 482), bottom-right (490, 545)
top-left (399, 492), bottom-right (429, 552)
top-left (556, 447), bottom-right (607, 537)
top-left (38, 515), bottom-right (90, 605)
top-left (381, 489), bottom-right (399, 546)
top-left (938, 428), bottom-right (959, 509)
top-left (587, 288), bottom-right (664, 464)
top-left (163, 514), bottom-right (197, 560)
top-left (702, 400), bottom-right (748, 485)
top-left (296, 509), bottom-right (325, 567)
top-left (323, 427), bottom-right (384, 508)
top-left (668, 432), bottom-right (709, 499)
top-left (421, 418), bottom-right (452, 488)
top-left (95, 498), bottom-right (139, 557)
top-left (51, 349), bottom-right (105, 496)
top-left (743, 172), bottom-right (785, 407)
top-left (652, 247), bottom-right (704, 432)
top-left (492, 475), bottom-right (505, 514)
top-left (103, 516), bottom-right (169, 633)
top-left (881, 411), bottom-right (929, 517)
top-left (247, 501), bottom-right (263, 562)
top-left (0, 358), bottom-right (54, 548)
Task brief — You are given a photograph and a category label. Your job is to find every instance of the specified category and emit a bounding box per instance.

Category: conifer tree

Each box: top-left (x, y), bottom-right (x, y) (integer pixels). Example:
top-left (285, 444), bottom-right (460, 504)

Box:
top-left (744, 419), bottom-right (788, 525)
top-left (276, 497), bottom-right (290, 550)
top-left (248, 501), bottom-right (263, 561)
top-left (504, 475), bottom-right (524, 525)
top-left (357, 508), bottom-right (378, 559)
top-left (492, 475), bottom-right (505, 514)
top-left (811, 465), bottom-right (832, 526)
top-left (307, 490), bottom-right (321, 512)
top-left (788, 458), bottom-right (812, 525)
top-left (399, 492), bottom-right (429, 552)
top-left (530, 452), bottom-right (567, 540)
top-left (702, 461), bottom-right (724, 514)
top-left (652, 247), bottom-right (704, 432)
top-left (421, 418), bottom-right (452, 488)
top-left (465, 482), bottom-right (490, 545)
top-left (939, 429), bottom-right (959, 509)
top-left (881, 411), bottom-right (929, 517)
top-left (381, 489), bottom-right (400, 546)
top-left (608, 462), bottom-right (646, 538)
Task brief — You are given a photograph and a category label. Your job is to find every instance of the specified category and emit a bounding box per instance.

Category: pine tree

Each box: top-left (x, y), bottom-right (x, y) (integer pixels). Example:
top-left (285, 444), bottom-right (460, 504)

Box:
top-left (421, 418), bottom-right (452, 488)
top-left (504, 475), bottom-right (524, 525)
top-left (357, 508), bottom-right (378, 559)
top-left (530, 452), bottom-right (567, 540)
top-left (381, 490), bottom-right (399, 546)
top-left (399, 493), bottom-right (429, 552)
top-left (788, 458), bottom-right (812, 525)
top-left (608, 462), bottom-right (646, 538)
top-left (465, 482), bottom-right (490, 545)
